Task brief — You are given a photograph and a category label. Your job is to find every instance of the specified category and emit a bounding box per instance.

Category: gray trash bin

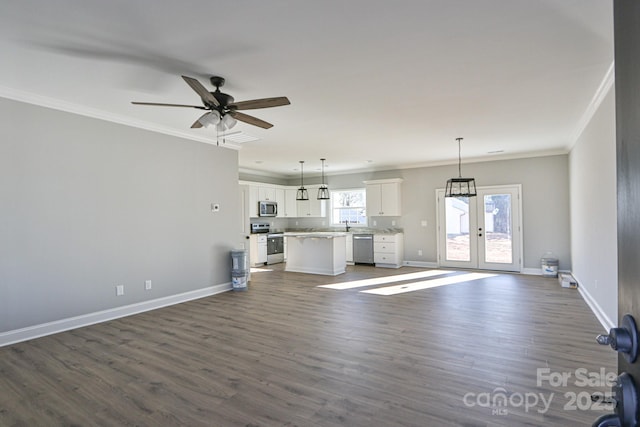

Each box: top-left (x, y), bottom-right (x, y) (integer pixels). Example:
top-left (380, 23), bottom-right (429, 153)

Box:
top-left (541, 254), bottom-right (559, 277)
top-left (231, 249), bottom-right (248, 291)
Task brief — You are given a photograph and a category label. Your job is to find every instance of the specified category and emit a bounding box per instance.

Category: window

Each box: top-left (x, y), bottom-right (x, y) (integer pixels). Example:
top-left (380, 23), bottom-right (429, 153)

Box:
top-left (331, 189), bottom-right (367, 226)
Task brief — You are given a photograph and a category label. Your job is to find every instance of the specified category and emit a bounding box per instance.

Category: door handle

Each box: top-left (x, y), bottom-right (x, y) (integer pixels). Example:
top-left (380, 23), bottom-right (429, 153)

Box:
top-left (591, 373), bottom-right (638, 427)
top-left (596, 314), bottom-right (639, 363)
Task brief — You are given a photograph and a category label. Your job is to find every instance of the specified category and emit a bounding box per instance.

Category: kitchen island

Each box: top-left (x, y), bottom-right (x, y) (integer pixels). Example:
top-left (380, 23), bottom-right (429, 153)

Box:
top-left (285, 233), bottom-right (347, 276)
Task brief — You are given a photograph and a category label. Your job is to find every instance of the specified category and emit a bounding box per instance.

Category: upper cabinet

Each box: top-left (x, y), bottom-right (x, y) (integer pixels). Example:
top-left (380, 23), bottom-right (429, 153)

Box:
top-left (258, 186), bottom-right (276, 201)
top-left (247, 184), bottom-right (278, 217)
top-left (296, 185), bottom-right (327, 217)
top-left (240, 181), bottom-right (324, 218)
top-left (282, 188), bottom-right (298, 217)
top-left (364, 178), bottom-right (403, 217)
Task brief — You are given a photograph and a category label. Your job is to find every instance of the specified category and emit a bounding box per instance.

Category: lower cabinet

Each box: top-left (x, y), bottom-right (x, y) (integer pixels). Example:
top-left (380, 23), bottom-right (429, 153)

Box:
top-left (249, 234), bottom-right (267, 267)
top-left (373, 233), bottom-right (404, 268)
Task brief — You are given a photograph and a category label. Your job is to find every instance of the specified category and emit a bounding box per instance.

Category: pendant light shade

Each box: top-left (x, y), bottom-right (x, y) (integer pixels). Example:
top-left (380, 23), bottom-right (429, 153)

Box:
top-left (445, 137), bottom-right (477, 198)
top-left (296, 161), bottom-right (309, 201)
top-left (317, 158), bottom-right (330, 200)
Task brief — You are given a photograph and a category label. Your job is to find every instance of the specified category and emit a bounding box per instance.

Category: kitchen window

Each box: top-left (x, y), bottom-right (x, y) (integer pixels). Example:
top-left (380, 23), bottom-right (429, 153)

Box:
top-left (330, 189), bottom-right (367, 226)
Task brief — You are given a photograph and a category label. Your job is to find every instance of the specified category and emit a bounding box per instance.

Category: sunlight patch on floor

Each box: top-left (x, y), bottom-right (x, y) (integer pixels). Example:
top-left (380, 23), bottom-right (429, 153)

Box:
top-left (360, 272), bottom-right (497, 296)
top-left (250, 267), bottom-right (273, 273)
top-left (317, 269), bottom-right (455, 290)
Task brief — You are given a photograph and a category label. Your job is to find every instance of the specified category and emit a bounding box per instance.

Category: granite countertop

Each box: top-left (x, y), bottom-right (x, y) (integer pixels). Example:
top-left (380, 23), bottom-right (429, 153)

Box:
top-left (284, 232), bottom-right (347, 238)
top-left (276, 227), bottom-right (403, 235)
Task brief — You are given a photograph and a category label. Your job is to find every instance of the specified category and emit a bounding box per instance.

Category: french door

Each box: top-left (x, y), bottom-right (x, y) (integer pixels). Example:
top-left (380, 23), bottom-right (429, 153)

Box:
top-left (436, 185), bottom-right (522, 272)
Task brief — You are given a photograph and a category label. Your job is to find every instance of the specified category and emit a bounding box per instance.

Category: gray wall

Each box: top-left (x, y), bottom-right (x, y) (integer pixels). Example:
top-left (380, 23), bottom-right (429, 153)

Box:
top-left (0, 98), bottom-right (240, 332)
top-left (262, 155), bottom-right (571, 271)
top-left (569, 87), bottom-right (617, 328)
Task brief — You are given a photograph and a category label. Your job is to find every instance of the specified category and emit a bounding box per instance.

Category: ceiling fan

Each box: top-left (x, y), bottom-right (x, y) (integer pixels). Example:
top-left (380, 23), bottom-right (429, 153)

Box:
top-left (132, 75), bottom-right (290, 131)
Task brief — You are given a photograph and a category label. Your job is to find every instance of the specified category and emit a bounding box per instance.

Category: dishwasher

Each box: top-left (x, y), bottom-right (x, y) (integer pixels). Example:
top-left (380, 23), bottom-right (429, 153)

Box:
top-left (353, 234), bottom-right (374, 265)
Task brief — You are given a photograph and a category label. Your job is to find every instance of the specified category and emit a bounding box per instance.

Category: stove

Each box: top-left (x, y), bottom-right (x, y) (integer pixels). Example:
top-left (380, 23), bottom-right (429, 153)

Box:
top-left (251, 223), bottom-right (284, 264)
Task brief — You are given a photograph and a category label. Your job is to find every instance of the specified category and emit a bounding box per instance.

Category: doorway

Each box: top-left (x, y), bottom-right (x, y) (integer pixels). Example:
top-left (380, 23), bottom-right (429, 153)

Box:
top-left (436, 185), bottom-right (522, 272)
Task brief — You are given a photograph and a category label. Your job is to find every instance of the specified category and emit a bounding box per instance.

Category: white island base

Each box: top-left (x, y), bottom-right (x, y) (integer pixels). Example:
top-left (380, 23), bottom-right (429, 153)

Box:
top-left (285, 233), bottom-right (346, 276)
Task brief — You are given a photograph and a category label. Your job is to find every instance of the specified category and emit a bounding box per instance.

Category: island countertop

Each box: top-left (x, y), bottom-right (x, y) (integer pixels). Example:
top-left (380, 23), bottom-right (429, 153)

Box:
top-left (284, 232), bottom-right (347, 238)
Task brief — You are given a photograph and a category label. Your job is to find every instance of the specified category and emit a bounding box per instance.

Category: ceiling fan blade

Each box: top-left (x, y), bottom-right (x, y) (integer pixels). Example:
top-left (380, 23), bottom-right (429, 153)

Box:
top-left (229, 97), bottom-right (290, 111)
top-left (230, 111), bottom-right (273, 129)
top-left (131, 101), bottom-right (206, 109)
top-left (181, 75), bottom-right (219, 107)
top-left (191, 112), bottom-right (208, 129)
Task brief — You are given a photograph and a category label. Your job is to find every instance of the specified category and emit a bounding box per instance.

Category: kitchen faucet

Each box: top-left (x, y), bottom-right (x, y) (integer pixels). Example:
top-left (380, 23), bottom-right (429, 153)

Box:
top-left (344, 220), bottom-right (351, 232)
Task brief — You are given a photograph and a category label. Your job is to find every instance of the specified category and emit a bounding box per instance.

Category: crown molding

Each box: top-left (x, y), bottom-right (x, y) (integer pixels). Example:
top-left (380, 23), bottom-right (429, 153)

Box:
top-left (0, 86), bottom-right (241, 151)
top-left (568, 61), bottom-right (615, 148)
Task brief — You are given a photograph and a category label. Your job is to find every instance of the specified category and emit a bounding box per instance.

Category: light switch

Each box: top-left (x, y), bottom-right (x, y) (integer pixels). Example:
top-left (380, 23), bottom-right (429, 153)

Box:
top-left (421, 220), bottom-right (428, 227)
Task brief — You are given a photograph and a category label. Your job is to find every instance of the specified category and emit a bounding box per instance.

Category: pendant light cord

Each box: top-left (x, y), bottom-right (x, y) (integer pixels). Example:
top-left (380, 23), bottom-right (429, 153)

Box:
top-left (457, 137), bottom-right (463, 178)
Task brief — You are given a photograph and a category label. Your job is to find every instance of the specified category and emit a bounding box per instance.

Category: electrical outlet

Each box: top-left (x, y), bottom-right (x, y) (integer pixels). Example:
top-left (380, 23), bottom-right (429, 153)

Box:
top-left (116, 285), bottom-right (124, 296)
top-left (421, 220), bottom-right (428, 227)
top-left (418, 249), bottom-right (423, 256)
top-left (373, 220), bottom-right (377, 226)
top-left (391, 220), bottom-right (396, 226)
top-left (145, 280), bottom-right (152, 290)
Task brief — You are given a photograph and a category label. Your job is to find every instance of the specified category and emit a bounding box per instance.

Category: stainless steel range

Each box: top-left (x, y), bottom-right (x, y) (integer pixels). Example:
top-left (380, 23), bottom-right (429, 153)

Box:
top-left (266, 233), bottom-right (284, 264)
top-left (251, 223), bottom-right (284, 265)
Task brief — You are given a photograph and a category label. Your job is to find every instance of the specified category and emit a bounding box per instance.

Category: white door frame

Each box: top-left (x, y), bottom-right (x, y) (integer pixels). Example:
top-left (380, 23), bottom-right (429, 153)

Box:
top-left (436, 184), bottom-right (523, 272)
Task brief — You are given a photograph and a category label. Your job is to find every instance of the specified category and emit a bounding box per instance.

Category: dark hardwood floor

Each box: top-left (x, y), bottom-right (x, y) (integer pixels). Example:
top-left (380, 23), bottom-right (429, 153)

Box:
top-left (0, 265), bottom-right (616, 426)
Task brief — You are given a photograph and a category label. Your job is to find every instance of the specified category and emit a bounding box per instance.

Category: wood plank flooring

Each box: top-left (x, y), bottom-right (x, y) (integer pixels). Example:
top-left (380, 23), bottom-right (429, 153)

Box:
top-left (0, 265), bottom-right (616, 426)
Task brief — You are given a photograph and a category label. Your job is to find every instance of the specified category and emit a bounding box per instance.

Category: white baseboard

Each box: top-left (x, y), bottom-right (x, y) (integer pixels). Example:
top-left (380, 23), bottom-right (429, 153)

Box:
top-left (403, 260), bottom-right (439, 268)
top-left (0, 282), bottom-right (232, 347)
top-left (573, 273), bottom-right (615, 332)
top-left (522, 267), bottom-right (542, 275)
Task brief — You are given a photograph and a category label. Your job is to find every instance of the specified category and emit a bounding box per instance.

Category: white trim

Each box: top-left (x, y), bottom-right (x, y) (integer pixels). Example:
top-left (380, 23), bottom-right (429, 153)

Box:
top-left (568, 61), bottom-right (615, 148)
top-left (0, 282), bottom-right (232, 347)
top-left (573, 273), bottom-right (616, 332)
top-left (0, 87), bottom-right (241, 151)
top-left (403, 261), bottom-right (438, 268)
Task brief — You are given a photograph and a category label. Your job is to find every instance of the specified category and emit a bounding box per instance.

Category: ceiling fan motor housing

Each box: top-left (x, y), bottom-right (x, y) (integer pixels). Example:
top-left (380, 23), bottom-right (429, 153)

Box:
top-left (211, 92), bottom-right (234, 109)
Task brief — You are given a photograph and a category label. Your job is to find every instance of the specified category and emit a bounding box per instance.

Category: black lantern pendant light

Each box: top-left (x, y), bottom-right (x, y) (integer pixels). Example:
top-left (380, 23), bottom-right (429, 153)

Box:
top-left (445, 137), bottom-right (477, 198)
top-left (317, 158), bottom-right (330, 200)
top-left (296, 161), bottom-right (309, 201)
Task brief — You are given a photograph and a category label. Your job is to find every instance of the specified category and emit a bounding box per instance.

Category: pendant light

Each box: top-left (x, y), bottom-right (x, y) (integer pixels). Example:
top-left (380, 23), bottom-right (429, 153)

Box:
top-left (445, 137), bottom-right (477, 198)
top-left (317, 158), bottom-right (330, 200)
top-left (296, 161), bottom-right (309, 201)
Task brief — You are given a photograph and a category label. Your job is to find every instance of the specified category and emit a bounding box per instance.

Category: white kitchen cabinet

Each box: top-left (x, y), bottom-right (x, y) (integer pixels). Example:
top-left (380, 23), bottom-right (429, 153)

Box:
top-left (364, 179), bottom-right (403, 216)
top-left (248, 186), bottom-right (260, 217)
top-left (296, 186), bottom-right (326, 217)
top-left (246, 184), bottom-right (279, 217)
top-left (258, 186), bottom-right (276, 201)
top-left (275, 188), bottom-right (285, 217)
top-left (282, 188), bottom-right (298, 217)
top-left (373, 233), bottom-right (404, 268)
top-left (249, 234), bottom-right (267, 267)
top-left (345, 233), bottom-right (354, 264)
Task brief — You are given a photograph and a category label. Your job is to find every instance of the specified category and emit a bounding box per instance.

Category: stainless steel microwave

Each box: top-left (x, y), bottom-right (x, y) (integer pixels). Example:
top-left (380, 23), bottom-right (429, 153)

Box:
top-left (258, 200), bottom-right (277, 217)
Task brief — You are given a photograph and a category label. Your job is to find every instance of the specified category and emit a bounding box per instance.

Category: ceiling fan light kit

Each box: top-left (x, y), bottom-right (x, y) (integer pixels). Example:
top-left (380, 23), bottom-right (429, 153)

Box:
top-left (132, 75), bottom-right (290, 131)
top-left (296, 161), bottom-right (309, 201)
top-left (317, 158), bottom-right (330, 200)
top-left (445, 137), bottom-right (477, 198)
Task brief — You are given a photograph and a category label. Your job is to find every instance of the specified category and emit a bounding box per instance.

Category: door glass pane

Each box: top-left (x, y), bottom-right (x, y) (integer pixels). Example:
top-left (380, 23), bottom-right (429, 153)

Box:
top-left (445, 197), bottom-right (470, 261)
top-left (483, 194), bottom-right (512, 263)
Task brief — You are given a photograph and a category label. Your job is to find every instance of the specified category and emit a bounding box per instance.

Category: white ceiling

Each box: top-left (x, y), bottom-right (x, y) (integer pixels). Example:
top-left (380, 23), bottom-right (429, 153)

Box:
top-left (0, 0), bottom-right (613, 178)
